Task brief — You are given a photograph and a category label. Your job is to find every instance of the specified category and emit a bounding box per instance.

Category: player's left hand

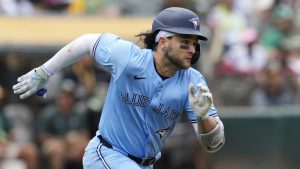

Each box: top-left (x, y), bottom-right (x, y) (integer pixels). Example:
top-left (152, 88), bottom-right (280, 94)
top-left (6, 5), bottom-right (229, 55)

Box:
top-left (12, 66), bottom-right (50, 99)
top-left (189, 82), bottom-right (213, 120)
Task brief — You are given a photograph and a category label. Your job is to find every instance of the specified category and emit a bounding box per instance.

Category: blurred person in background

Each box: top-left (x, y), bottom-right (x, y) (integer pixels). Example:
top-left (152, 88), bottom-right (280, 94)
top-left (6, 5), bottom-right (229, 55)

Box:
top-left (260, 3), bottom-right (295, 50)
top-left (1, 53), bottom-right (33, 102)
top-left (0, 0), bottom-right (35, 16)
top-left (62, 55), bottom-right (110, 139)
top-left (253, 0), bottom-right (275, 33)
top-left (36, 79), bottom-right (89, 169)
top-left (282, 35), bottom-right (300, 77)
top-left (54, 55), bottom-right (110, 139)
top-left (0, 85), bottom-right (39, 169)
top-left (37, 0), bottom-right (72, 13)
top-left (215, 27), bottom-right (268, 75)
top-left (205, 0), bottom-right (259, 106)
top-left (250, 60), bottom-right (296, 106)
top-left (66, 0), bottom-right (121, 16)
top-left (281, 35), bottom-right (300, 103)
top-left (63, 55), bottom-right (110, 99)
top-left (204, 0), bottom-right (249, 79)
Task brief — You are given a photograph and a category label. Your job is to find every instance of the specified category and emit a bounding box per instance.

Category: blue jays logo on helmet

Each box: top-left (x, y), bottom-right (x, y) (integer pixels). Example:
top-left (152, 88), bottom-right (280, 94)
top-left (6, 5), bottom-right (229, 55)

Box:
top-left (189, 18), bottom-right (200, 30)
top-left (152, 7), bottom-right (208, 41)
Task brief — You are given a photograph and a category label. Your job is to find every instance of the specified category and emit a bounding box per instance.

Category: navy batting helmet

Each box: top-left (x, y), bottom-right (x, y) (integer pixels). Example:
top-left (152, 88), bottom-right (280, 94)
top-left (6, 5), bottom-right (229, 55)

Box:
top-left (152, 7), bottom-right (207, 41)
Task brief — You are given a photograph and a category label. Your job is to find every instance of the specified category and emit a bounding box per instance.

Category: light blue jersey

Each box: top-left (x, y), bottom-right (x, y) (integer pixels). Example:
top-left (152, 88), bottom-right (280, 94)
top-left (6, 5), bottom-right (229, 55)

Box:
top-left (87, 33), bottom-right (217, 163)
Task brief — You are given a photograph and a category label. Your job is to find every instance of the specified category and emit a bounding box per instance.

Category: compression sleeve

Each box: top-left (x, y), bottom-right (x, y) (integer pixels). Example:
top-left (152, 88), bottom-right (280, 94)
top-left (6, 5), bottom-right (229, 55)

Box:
top-left (42, 34), bottom-right (101, 74)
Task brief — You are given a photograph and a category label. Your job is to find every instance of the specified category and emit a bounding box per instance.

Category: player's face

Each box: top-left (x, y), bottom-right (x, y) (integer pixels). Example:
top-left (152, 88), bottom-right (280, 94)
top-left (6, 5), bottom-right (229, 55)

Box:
top-left (164, 35), bottom-right (198, 69)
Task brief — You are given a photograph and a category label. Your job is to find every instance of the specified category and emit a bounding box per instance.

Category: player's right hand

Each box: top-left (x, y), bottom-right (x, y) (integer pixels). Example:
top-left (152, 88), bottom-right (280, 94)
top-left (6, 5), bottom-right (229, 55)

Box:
top-left (12, 66), bottom-right (50, 99)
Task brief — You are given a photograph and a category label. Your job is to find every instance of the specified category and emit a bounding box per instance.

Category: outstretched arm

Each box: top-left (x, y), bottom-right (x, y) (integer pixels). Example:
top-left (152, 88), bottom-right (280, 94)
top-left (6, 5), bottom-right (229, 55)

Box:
top-left (13, 34), bottom-right (101, 99)
top-left (43, 34), bottom-right (100, 75)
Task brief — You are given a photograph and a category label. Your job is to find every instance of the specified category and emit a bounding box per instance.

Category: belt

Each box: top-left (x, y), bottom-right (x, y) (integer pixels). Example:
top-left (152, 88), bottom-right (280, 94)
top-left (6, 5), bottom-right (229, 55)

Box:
top-left (97, 135), bottom-right (156, 166)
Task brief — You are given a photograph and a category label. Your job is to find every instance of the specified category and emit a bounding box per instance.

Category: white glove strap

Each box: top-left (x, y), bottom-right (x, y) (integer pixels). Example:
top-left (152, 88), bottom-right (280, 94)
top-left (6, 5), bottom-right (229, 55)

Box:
top-left (37, 66), bottom-right (51, 79)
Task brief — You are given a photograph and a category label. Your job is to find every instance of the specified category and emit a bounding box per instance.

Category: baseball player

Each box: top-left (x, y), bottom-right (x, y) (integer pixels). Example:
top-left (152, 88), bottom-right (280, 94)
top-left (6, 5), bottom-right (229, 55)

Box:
top-left (13, 7), bottom-right (225, 169)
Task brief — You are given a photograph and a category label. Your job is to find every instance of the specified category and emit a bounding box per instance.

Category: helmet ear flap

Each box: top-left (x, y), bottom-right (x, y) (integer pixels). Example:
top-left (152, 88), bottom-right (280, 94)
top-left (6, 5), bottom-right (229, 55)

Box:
top-left (191, 43), bottom-right (201, 64)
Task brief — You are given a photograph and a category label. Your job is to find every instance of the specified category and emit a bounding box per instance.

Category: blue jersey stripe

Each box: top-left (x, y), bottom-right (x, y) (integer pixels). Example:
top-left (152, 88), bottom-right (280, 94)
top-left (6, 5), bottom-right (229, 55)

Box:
top-left (92, 34), bottom-right (104, 58)
top-left (96, 143), bottom-right (111, 169)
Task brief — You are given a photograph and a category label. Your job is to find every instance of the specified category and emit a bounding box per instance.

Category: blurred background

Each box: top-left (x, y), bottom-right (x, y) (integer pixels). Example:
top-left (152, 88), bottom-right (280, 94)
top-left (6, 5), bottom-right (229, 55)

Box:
top-left (0, 0), bottom-right (300, 169)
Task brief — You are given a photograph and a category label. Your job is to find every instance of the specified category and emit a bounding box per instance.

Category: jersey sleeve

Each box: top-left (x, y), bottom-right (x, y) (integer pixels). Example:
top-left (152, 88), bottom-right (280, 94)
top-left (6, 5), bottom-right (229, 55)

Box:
top-left (185, 70), bottom-right (218, 123)
top-left (91, 33), bottom-right (138, 80)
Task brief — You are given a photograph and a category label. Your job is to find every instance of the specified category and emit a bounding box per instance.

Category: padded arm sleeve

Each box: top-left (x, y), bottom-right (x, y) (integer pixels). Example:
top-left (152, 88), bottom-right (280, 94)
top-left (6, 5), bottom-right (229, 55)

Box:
top-left (193, 117), bottom-right (225, 153)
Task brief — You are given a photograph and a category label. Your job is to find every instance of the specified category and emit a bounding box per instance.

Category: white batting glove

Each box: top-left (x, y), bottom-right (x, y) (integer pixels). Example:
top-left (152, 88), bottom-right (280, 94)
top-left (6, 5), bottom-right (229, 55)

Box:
top-left (189, 82), bottom-right (213, 120)
top-left (13, 66), bottom-right (51, 99)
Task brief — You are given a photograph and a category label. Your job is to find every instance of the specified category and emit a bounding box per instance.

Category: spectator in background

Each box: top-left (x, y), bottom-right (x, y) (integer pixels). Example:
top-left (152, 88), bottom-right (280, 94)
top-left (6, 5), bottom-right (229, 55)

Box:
top-left (0, 85), bottom-right (39, 169)
top-left (0, 0), bottom-right (35, 16)
top-left (250, 60), bottom-right (296, 106)
top-left (66, 0), bottom-right (122, 16)
top-left (260, 3), bottom-right (295, 50)
top-left (253, 0), bottom-right (275, 32)
top-left (281, 35), bottom-right (300, 103)
top-left (205, 0), bottom-right (248, 75)
top-left (36, 79), bottom-right (89, 169)
top-left (84, 86), bottom-right (107, 138)
top-left (65, 56), bottom-right (110, 138)
top-left (46, 55), bottom-right (110, 138)
top-left (282, 35), bottom-right (300, 76)
top-left (2, 54), bottom-right (32, 102)
top-left (216, 27), bottom-right (268, 75)
top-left (64, 55), bottom-right (108, 99)
top-left (39, 0), bottom-right (72, 13)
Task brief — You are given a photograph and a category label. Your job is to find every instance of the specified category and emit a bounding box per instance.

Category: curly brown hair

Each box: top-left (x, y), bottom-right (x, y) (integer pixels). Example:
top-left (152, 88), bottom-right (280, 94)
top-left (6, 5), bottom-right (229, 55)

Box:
top-left (135, 30), bottom-right (160, 51)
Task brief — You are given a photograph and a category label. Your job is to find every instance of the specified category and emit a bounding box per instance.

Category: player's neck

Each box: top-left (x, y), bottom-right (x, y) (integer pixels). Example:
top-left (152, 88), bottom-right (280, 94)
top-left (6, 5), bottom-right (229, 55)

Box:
top-left (154, 53), bottom-right (177, 77)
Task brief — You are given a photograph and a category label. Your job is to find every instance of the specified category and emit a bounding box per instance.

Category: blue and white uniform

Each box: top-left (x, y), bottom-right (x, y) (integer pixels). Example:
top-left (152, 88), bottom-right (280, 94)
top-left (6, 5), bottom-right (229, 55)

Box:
top-left (11, 7), bottom-right (225, 169)
top-left (83, 33), bottom-right (219, 169)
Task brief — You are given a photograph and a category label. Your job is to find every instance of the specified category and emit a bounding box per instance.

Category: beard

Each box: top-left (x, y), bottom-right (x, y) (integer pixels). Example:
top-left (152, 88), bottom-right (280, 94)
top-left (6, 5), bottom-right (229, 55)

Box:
top-left (164, 46), bottom-right (191, 69)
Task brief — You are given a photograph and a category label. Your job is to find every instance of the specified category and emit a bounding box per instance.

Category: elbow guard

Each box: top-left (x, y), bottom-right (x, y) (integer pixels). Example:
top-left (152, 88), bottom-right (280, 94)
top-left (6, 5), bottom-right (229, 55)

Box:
top-left (197, 117), bottom-right (225, 153)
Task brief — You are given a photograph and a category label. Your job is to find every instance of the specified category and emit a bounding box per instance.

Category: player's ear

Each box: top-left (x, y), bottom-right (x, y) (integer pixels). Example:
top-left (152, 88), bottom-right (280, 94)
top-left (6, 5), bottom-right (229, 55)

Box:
top-left (159, 37), bottom-right (168, 45)
top-left (158, 37), bottom-right (168, 51)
